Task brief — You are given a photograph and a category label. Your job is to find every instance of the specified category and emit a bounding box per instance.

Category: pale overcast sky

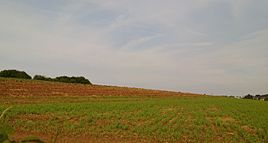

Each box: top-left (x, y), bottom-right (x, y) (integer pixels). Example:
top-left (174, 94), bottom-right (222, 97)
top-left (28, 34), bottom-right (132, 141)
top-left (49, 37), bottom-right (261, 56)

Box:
top-left (0, 0), bottom-right (268, 95)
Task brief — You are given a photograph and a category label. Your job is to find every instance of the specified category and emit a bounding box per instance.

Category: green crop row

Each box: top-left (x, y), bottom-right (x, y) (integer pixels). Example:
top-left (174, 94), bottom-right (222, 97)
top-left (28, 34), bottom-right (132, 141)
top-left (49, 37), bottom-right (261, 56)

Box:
top-left (0, 96), bottom-right (267, 142)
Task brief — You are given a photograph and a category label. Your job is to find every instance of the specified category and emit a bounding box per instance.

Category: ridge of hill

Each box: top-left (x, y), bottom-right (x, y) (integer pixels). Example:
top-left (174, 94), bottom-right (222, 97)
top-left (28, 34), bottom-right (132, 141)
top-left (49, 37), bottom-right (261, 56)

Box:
top-left (0, 78), bottom-right (201, 97)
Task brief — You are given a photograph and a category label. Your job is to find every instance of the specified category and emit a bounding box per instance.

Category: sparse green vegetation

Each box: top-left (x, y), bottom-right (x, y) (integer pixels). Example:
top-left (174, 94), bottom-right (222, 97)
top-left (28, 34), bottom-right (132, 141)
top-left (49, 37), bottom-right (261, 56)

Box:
top-left (0, 96), bottom-right (267, 142)
top-left (0, 107), bottom-right (13, 143)
top-left (0, 77), bottom-right (267, 142)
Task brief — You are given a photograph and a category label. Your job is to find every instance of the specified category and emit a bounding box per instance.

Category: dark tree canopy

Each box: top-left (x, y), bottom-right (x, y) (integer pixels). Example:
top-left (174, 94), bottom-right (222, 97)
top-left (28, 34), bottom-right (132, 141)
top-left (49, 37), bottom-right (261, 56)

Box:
top-left (33, 75), bottom-right (53, 81)
top-left (243, 94), bottom-right (254, 99)
top-left (33, 75), bottom-right (92, 84)
top-left (0, 69), bottom-right (31, 79)
top-left (54, 76), bottom-right (91, 84)
top-left (1, 69), bottom-right (92, 85)
top-left (242, 94), bottom-right (268, 101)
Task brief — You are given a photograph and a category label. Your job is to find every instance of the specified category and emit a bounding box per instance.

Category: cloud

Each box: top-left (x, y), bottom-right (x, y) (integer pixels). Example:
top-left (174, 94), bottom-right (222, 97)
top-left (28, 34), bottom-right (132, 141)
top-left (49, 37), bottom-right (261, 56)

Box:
top-left (0, 0), bottom-right (267, 95)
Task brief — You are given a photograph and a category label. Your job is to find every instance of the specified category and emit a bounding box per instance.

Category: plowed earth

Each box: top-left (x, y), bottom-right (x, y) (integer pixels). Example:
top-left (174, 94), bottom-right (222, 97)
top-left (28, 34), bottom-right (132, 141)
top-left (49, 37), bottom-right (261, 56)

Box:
top-left (0, 78), bottom-right (200, 97)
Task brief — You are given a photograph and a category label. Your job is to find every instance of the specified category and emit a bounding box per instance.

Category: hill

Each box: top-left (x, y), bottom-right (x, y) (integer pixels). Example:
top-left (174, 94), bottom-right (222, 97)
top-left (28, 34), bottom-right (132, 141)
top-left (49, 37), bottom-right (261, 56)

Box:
top-left (0, 78), bottom-right (200, 97)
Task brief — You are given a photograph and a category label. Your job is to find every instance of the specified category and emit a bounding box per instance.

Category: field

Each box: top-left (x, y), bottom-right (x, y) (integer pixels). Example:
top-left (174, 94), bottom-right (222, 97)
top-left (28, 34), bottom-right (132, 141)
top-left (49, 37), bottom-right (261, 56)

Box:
top-left (0, 78), bottom-right (268, 143)
top-left (0, 78), bottom-right (199, 97)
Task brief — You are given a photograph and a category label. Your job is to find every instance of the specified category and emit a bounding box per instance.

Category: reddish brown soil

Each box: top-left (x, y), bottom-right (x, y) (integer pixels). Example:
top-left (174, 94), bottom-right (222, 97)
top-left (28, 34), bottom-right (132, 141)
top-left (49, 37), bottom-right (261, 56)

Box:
top-left (0, 78), bottom-right (200, 97)
top-left (11, 130), bottom-right (152, 143)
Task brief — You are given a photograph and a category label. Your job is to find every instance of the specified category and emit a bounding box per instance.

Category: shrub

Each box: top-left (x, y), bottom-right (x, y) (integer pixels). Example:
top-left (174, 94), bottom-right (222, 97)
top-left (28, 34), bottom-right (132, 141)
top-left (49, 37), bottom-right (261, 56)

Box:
top-left (55, 76), bottom-right (91, 84)
top-left (243, 94), bottom-right (254, 99)
top-left (33, 75), bottom-right (92, 84)
top-left (0, 70), bottom-right (31, 79)
top-left (33, 75), bottom-right (53, 81)
top-left (55, 76), bottom-right (70, 83)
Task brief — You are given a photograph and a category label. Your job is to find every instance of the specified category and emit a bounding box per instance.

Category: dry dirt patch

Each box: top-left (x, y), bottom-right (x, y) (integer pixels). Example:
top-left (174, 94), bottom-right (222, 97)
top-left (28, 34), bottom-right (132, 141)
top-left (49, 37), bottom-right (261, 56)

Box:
top-left (16, 114), bottom-right (53, 121)
top-left (11, 130), bottom-right (151, 143)
top-left (0, 79), bottom-right (201, 97)
top-left (241, 125), bottom-right (256, 134)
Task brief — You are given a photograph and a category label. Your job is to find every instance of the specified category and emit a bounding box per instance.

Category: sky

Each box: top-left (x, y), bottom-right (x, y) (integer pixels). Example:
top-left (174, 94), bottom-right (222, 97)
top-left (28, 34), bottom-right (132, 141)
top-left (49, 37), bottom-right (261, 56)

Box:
top-left (0, 0), bottom-right (268, 96)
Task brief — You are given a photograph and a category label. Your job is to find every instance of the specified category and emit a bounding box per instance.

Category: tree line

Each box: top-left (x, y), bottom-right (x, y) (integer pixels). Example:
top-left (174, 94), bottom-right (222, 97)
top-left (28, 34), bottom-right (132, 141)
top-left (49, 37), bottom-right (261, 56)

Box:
top-left (0, 69), bottom-right (92, 85)
top-left (243, 94), bottom-right (268, 101)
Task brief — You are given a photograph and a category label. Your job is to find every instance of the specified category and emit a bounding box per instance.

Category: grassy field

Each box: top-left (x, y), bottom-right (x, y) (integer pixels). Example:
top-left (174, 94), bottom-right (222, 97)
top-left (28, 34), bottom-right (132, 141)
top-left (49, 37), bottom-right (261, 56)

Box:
top-left (1, 95), bottom-right (268, 143)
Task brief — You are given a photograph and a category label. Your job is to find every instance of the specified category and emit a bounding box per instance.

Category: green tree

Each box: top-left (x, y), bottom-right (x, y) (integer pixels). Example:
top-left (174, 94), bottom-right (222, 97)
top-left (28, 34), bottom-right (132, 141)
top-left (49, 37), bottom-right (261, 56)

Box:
top-left (0, 69), bottom-right (31, 79)
top-left (33, 75), bottom-right (52, 81)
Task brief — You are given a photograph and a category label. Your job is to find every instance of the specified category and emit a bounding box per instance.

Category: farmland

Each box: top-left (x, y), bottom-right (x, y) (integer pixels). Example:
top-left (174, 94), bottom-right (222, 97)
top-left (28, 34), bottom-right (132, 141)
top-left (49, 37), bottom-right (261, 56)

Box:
top-left (0, 78), bottom-right (198, 97)
top-left (0, 78), bottom-right (268, 143)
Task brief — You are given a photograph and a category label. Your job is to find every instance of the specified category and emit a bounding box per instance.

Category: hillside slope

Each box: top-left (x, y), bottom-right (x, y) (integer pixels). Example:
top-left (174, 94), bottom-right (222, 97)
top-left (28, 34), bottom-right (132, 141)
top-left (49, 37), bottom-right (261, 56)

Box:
top-left (0, 78), bottom-right (200, 97)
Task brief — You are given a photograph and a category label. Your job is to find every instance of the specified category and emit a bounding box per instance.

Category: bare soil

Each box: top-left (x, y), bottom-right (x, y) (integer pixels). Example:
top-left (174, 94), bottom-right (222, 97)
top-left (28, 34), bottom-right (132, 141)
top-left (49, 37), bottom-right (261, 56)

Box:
top-left (0, 78), bottom-right (200, 97)
top-left (11, 130), bottom-right (152, 143)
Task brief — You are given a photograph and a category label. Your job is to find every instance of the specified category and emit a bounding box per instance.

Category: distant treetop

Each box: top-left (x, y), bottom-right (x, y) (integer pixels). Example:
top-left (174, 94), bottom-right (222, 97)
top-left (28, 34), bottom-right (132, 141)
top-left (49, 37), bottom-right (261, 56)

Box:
top-left (0, 69), bottom-right (31, 79)
top-left (54, 76), bottom-right (91, 84)
top-left (34, 75), bottom-right (92, 84)
top-left (0, 69), bottom-right (92, 85)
